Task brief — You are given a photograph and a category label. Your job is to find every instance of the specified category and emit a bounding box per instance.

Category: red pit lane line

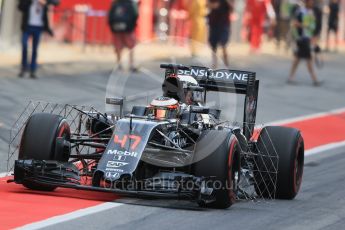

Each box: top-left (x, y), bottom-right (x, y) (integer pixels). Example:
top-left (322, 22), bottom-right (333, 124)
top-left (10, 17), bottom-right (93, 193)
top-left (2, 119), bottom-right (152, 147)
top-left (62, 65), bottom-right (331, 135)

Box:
top-left (282, 112), bottom-right (345, 150)
top-left (1, 111), bottom-right (345, 229)
top-left (0, 178), bottom-right (118, 229)
top-left (251, 112), bottom-right (345, 150)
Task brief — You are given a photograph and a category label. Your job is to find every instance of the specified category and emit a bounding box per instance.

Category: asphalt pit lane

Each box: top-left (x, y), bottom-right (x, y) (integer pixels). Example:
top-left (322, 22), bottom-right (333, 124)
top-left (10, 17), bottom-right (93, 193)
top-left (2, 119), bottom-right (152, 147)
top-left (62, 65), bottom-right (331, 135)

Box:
top-left (304, 162), bottom-right (319, 167)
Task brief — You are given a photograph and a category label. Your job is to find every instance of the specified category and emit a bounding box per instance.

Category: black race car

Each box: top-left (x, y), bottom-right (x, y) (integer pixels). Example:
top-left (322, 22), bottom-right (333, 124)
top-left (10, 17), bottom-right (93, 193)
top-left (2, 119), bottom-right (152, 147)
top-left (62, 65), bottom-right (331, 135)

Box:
top-left (10, 64), bottom-right (304, 209)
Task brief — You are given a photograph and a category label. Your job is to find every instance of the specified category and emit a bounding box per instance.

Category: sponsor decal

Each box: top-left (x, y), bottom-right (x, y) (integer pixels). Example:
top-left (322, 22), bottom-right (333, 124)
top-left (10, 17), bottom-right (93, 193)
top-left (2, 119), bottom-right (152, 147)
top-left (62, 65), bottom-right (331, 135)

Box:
top-left (106, 161), bottom-right (129, 168)
top-left (165, 131), bottom-right (187, 148)
top-left (156, 96), bottom-right (171, 101)
top-left (178, 69), bottom-right (207, 77)
top-left (246, 99), bottom-right (257, 124)
top-left (107, 149), bottom-right (138, 158)
top-left (114, 134), bottom-right (142, 150)
top-left (113, 155), bottom-right (126, 161)
top-left (172, 138), bottom-right (187, 148)
top-left (105, 172), bottom-right (120, 179)
top-left (105, 168), bottom-right (124, 172)
top-left (178, 69), bottom-right (248, 82)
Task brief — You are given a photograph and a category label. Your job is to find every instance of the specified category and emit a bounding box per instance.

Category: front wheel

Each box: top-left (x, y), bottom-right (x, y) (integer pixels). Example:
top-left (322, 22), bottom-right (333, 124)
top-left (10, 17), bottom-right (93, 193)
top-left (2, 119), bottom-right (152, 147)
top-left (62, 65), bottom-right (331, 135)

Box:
top-left (19, 113), bottom-right (71, 191)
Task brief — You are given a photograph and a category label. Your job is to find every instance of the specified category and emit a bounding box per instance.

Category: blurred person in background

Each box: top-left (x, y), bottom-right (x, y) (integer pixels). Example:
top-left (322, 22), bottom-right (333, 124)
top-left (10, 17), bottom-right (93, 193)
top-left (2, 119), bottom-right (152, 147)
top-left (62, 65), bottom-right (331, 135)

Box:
top-left (207, 0), bottom-right (233, 68)
top-left (326, 0), bottom-right (340, 51)
top-left (187, 0), bottom-right (207, 58)
top-left (18, 0), bottom-right (60, 79)
top-left (245, 0), bottom-right (276, 53)
top-left (312, 0), bottom-right (323, 48)
top-left (108, 0), bottom-right (138, 72)
top-left (0, 0), bottom-right (3, 16)
top-left (288, 0), bottom-right (321, 86)
top-left (0, 0), bottom-right (3, 30)
top-left (273, 0), bottom-right (298, 50)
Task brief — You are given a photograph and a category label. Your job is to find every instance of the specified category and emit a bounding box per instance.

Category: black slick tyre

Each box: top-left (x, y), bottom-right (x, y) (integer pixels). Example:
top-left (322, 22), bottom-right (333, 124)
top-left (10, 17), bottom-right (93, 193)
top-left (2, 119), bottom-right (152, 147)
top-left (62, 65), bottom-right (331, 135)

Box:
top-left (255, 126), bottom-right (304, 199)
top-left (19, 113), bottom-right (71, 191)
top-left (193, 130), bottom-right (239, 209)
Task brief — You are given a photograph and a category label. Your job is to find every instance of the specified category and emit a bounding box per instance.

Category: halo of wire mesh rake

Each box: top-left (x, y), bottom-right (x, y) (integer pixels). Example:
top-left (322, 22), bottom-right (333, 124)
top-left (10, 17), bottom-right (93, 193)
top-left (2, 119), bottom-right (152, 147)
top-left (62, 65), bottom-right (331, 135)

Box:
top-left (7, 101), bottom-right (110, 184)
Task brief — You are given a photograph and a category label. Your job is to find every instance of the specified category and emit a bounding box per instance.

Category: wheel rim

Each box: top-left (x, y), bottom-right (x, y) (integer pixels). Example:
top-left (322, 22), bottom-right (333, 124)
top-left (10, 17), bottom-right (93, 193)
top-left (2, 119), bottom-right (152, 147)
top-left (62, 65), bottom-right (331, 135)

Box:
top-left (227, 139), bottom-right (237, 203)
top-left (56, 120), bottom-right (71, 161)
top-left (294, 138), bottom-right (304, 193)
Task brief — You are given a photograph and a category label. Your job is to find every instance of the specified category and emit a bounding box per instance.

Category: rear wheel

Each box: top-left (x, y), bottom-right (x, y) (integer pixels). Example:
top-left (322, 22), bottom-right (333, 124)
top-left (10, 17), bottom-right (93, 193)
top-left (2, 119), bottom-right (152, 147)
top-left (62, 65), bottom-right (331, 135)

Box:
top-left (19, 113), bottom-right (71, 191)
top-left (193, 130), bottom-right (239, 209)
top-left (254, 126), bottom-right (304, 199)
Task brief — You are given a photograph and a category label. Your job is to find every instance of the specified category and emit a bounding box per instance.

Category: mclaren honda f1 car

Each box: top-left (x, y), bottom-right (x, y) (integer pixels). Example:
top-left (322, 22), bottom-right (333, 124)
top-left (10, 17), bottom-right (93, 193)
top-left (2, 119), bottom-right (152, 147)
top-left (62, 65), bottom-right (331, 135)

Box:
top-left (11, 64), bottom-right (304, 209)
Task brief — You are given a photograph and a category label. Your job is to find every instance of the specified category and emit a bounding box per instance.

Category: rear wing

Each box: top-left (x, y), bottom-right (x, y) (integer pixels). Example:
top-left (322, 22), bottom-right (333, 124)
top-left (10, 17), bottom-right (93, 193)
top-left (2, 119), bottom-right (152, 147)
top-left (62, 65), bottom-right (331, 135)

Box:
top-left (160, 64), bottom-right (259, 140)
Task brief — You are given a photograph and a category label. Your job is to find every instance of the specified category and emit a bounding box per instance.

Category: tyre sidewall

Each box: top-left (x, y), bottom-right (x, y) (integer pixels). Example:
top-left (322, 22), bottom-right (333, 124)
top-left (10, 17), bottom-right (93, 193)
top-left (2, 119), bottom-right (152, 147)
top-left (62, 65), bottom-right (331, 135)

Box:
top-left (256, 126), bottom-right (304, 199)
top-left (193, 130), bottom-right (239, 208)
top-left (18, 113), bottom-right (71, 191)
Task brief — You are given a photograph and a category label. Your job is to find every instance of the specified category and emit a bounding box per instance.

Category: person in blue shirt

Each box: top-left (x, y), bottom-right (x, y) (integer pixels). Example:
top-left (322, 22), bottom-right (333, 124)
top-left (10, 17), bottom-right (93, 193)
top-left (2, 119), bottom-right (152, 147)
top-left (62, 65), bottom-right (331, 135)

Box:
top-left (18, 0), bottom-right (59, 79)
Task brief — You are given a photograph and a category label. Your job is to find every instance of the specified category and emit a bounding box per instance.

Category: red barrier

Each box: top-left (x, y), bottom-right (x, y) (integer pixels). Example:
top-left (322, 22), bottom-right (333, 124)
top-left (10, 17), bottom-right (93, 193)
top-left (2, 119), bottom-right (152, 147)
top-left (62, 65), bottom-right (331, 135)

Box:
top-left (51, 0), bottom-right (155, 45)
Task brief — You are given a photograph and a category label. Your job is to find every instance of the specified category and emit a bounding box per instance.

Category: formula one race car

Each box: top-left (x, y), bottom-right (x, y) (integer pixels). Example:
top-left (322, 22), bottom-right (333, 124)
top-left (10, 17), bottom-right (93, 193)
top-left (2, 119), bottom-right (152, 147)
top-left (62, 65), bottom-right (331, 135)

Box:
top-left (10, 64), bottom-right (304, 209)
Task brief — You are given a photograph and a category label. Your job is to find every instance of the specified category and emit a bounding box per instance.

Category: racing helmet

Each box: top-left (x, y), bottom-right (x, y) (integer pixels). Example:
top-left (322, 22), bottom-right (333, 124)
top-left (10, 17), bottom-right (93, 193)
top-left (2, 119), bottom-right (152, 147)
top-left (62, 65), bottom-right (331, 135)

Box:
top-left (162, 75), bottom-right (204, 105)
top-left (149, 96), bottom-right (179, 120)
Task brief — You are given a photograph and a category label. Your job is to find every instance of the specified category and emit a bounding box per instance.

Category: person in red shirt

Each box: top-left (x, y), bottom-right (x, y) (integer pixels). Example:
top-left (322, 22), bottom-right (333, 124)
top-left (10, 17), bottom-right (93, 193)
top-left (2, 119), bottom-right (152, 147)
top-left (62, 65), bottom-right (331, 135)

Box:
top-left (245, 0), bottom-right (276, 53)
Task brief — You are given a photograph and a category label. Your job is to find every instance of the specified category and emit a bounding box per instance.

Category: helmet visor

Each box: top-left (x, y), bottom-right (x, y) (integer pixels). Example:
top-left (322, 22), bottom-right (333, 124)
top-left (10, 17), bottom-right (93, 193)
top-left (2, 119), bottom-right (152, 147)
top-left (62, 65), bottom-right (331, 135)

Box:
top-left (155, 108), bottom-right (167, 119)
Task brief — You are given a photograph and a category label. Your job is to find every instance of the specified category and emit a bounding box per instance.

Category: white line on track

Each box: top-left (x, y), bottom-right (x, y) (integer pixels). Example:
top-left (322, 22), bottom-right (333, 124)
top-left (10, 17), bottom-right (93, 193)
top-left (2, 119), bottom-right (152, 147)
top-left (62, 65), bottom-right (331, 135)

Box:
top-left (0, 172), bottom-right (12, 178)
top-left (16, 202), bottom-right (123, 230)
top-left (1, 108), bottom-right (345, 229)
top-left (305, 141), bottom-right (345, 157)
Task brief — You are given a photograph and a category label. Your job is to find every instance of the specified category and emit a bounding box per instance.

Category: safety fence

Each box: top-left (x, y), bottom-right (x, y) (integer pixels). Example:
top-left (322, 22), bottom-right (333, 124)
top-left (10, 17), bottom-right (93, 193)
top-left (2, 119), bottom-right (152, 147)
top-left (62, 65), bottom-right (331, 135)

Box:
top-left (49, 7), bottom-right (191, 47)
top-left (50, 8), bottom-right (112, 46)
